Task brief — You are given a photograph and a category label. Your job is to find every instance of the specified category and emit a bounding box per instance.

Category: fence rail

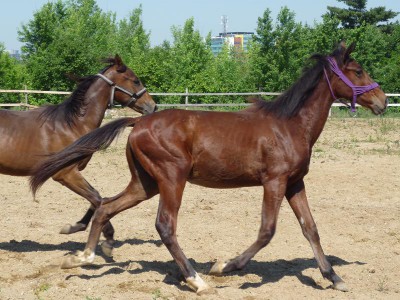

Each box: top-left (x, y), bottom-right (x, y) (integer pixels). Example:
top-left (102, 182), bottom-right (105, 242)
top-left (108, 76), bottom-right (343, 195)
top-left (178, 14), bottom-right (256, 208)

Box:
top-left (1, 89), bottom-right (399, 109)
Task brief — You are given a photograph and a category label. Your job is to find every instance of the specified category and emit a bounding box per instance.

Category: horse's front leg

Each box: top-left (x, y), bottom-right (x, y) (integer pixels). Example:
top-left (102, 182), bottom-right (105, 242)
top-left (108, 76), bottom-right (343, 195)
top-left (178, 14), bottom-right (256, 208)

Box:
top-left (286, 179), bottom-right (348, 292)
top-left (52, 167), bottom-right (115, 255)
top-left (210, 176), bottom-right (287, 274)
top-left (60, 205), bottom-right (94, 234)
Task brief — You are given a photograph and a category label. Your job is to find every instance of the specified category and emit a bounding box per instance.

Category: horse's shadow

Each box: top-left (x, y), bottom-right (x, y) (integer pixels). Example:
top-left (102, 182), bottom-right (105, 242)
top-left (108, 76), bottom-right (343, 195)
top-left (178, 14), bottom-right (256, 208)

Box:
top-left (0, 237), bottom-right (161, 253)
top-left (0, 238), bottom-right (364, 291)
top-left (70, 255), bottom-right (363, 292)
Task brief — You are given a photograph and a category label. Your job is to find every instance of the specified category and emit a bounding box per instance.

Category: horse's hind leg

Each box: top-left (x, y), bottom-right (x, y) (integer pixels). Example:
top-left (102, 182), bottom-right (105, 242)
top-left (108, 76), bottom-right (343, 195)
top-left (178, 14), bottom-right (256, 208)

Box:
top-left (210, 177), bottom-right (286, 274)
top-left (155, 182), bottom-right (213, 295)
top-left (61, 177), bottom-right (158, 269)
top-left (286, 180), bottom-right (348, 292)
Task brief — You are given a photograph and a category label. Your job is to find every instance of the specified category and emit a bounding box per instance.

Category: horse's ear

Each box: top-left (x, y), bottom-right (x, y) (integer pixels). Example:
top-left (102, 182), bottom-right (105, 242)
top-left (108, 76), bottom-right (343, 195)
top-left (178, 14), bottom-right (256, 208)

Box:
top-left (114, 54), bottom-right (127, 72)
top-left (114, 54), bottom-right (123, 66)
top-left (338, 40), bottom-right (346, 51)
top-left (332, 41), bottom-right (346, 63)
top-left (344, 42), bottom-right (356, 63)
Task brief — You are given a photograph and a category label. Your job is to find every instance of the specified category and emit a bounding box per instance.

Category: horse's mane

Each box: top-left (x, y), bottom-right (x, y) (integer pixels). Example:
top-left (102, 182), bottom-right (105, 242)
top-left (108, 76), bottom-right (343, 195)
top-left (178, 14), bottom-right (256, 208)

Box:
top-left (248, 53), bottom-right (336, 118)
top-left (39, 57), bottom-right (124, 127)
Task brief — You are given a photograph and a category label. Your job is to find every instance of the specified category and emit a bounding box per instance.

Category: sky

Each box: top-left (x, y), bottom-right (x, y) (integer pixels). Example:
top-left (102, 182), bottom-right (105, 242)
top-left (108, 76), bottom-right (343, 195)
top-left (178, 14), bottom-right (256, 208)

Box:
top-left (1, 0), bottom-right (400, 51)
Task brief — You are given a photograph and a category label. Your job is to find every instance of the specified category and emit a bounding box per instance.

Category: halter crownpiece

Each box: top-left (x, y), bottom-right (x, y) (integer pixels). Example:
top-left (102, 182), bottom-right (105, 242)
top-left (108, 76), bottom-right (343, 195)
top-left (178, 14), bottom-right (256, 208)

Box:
top-left (324, 56), bottom-right (379, 112)
top-left (96, 73), bottom-right (147, 108)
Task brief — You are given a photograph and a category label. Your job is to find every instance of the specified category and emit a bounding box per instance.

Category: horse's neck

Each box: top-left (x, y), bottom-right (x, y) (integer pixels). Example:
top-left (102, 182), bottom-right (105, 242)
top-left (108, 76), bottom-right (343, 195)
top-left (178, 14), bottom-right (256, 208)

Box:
top-left (292, 79), bottom-right (334, 147)
top-left (78, 82), bottom-right (110, 131)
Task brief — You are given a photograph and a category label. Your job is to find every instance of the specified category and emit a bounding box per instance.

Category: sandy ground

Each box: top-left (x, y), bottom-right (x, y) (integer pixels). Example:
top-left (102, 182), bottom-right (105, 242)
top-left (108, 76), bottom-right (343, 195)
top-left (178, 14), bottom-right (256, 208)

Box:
top-left (0, 115), bottom-right (399, 300)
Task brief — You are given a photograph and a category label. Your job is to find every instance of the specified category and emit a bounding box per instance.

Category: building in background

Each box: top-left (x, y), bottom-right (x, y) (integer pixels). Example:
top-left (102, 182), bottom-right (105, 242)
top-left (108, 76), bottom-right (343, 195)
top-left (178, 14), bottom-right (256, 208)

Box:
top-left (210, 32), bottom-right (254, 56)
top-left (6, 49), bottom-right (21, 60)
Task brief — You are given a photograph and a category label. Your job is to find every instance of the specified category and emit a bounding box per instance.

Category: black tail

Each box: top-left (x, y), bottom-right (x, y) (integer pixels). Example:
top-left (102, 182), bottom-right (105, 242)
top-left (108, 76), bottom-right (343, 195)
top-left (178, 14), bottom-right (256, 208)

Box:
top-left (30, 117), bottom-right (138, 195)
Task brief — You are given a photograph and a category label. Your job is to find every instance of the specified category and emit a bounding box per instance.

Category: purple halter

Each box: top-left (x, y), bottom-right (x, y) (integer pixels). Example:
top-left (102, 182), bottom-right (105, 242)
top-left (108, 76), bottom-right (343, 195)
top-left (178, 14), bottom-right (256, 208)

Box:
top-left (324, 56), bottom-right (379, 112)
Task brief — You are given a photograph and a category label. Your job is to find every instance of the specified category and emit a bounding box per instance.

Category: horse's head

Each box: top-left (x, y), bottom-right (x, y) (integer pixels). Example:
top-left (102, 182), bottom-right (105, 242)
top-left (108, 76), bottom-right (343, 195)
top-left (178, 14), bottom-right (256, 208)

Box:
top-left (100, 55), bottom-right (157, 115)
top-left (328, 42), bottom-right (388, 115)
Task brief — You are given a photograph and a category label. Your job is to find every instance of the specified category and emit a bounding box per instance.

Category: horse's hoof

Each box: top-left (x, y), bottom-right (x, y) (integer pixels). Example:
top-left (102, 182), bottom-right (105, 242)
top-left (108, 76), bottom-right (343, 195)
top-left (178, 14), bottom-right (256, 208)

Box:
top-left (333, 280), bottom-right (349, 292)
top-left (61, 255), bottom-right (88, 269)
top-left (59, 223), bottom-right (86, 234)
top-left (100, 241), bottom-right (114, 257)
top-left (209, 261), bottom-right (228, 275)
top-left (197, 286), bottom-right (217, 296)
top-left (61, 250), bottom-right (94, 269)
top-left (186, 273), bottom-right (212, 295)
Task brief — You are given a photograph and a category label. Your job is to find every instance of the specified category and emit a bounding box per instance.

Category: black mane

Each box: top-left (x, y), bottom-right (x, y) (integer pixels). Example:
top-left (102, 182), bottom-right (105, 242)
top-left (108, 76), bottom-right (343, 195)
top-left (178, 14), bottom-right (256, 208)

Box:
top-left (249, 54), bottom-right (332, 118)
top-left (39, 75), bottom-right (99, 127)
top-left (38, 58), bottom-right (121, 127)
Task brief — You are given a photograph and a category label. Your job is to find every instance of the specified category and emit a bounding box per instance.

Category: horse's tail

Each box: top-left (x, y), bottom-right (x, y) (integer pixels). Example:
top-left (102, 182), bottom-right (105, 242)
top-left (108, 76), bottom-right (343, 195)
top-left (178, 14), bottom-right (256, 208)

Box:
top-left (30, 117), bottom-right (138, 196)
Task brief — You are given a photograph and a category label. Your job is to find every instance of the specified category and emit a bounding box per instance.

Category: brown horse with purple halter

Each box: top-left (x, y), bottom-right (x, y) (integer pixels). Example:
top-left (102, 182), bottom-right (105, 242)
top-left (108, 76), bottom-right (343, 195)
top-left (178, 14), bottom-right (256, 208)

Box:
top-left (31, 43), bottom-right (387, 294)
top-left (0, 55), bottom-right (156, 239)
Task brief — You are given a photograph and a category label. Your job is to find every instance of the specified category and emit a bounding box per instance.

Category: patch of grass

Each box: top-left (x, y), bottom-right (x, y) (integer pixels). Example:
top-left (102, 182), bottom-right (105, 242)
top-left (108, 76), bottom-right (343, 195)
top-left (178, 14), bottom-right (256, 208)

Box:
top-left (34, 283), bottom-right (51, 300)
top-left (377, 275), bottom-right (389, 293)
top-left (152, 288), bottom-right (168, 300)
top-left (378, 118), bottom-right (398, 135)
top-left (85, 297), bottom-right (102, 300)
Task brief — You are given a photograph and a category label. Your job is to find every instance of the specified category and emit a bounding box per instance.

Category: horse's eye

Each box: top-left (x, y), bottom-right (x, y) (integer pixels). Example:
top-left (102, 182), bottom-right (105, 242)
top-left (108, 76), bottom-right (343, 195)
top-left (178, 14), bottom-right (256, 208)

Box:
top-left (133, 79), bottom-right (140, 85)
top-left (355, 69), bottom-right (363, 78)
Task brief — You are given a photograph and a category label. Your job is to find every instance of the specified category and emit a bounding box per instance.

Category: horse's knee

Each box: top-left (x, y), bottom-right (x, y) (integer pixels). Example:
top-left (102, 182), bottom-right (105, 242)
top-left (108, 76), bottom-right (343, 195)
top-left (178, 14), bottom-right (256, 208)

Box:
top-left (302, 222), bottom-right (320, 242)
top-left (155, 219), bottom-right (174, 246)
top-left (258, 225), bottom-right (276, 247)
top-left (102, 221), bottom-right (115, 239)
top-left (92, 207), bottom-right (110, 226)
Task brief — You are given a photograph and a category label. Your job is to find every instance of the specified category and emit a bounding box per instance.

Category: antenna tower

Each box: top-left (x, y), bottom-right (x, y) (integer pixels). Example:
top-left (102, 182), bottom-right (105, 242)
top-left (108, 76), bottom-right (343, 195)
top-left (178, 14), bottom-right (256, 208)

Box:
top-left (221, 15), bottom-right (228, 37)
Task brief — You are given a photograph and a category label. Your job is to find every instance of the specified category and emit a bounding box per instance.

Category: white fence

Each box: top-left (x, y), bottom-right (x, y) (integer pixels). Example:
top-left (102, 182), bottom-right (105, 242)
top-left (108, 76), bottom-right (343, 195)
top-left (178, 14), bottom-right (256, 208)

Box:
top-left (0, 89), bottom-right (400, 109)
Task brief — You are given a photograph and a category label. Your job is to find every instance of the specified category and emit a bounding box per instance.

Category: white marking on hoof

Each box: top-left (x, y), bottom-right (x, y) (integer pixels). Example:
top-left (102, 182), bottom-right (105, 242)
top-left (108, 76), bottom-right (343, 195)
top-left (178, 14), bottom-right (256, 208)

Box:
top-left (100, 241), bottom-right (114, 257)
top-left (61, 249), bottom-right (95, 269)
top-left (59, 223), bottom-right (86, 234)
top-left (186, 273), bottom-right (213, 294)
top-left (209, 261), bottom-right (228, 275)
top-left (333, 280), bottom-right (349, 292)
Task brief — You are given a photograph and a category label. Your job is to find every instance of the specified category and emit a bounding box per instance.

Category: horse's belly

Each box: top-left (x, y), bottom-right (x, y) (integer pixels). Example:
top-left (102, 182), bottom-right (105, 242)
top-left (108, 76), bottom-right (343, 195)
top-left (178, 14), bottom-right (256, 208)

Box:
top-left (0, 140), bottom-right (40, 176)
top-left (188, 165), bottom-right (260, 188)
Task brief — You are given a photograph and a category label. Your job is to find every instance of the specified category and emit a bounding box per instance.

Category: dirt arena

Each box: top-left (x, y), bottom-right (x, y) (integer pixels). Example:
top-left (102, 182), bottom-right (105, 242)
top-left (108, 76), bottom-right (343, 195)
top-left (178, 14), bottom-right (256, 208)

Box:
top-left (0, 115), bottom-right (399, 299)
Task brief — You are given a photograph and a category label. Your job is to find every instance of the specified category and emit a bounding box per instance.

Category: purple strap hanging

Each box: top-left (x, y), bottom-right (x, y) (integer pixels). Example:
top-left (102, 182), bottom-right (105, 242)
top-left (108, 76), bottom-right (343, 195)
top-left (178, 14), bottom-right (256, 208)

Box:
top-left (324, 57), bottom-right (379, 112)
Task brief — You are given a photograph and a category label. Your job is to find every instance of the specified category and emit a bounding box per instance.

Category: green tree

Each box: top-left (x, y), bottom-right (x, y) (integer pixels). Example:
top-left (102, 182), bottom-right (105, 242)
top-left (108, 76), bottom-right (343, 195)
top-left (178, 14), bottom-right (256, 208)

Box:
top-left (168, 18), bottom-right (213, 102)
top-left (18, 0), bottom-right (66, 58)
top-left (115, 5), bottom-right (151, 80)
top-left (373, 22), bottom-right (400, 93)
top-left (326, 0), bottom-right (398, 32)
top-left (249, 7), bottom-right (308, 92)
top-left (19, 0), bottom-right (116, 104)
top-left (268, 7), bottom-right (306, 91)
top-left (0, 44), bottom-right (26, 103)
top-left (144, 41), bottom-right (174, 102)
top-left (247, 8), bottom-right (274, 90)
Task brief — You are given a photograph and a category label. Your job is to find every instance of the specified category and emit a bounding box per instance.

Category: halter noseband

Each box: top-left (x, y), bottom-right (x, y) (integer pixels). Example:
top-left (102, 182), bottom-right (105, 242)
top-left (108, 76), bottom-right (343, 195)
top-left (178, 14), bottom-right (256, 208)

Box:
top-left (96, 73), bottom-right (147, 108)
top-left (324, 56), bottom-right (379, 112)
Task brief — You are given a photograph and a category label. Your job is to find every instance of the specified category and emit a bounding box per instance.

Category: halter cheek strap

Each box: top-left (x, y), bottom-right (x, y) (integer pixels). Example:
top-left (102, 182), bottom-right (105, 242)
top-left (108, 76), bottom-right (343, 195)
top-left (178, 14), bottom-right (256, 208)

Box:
top-left (96, 73), bottom-right (147, 108)
top-left (324, 57), bottom-right (379, 112)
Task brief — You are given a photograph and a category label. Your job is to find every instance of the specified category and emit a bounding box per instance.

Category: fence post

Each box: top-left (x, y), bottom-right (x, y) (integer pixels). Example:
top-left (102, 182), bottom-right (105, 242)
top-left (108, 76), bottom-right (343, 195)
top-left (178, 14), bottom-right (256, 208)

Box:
top-left (24, 85), bottom-right (28, 106)
top-left (185, 87), bottom-right (189, 109)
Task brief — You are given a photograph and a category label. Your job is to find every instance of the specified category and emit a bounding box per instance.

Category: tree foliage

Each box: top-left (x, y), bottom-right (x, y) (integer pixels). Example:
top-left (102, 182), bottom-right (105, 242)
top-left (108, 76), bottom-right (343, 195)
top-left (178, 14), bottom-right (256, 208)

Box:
top-left (326, 0), bottom-right (399, 32)
top-left (0, 43), bottom-right (26, 103)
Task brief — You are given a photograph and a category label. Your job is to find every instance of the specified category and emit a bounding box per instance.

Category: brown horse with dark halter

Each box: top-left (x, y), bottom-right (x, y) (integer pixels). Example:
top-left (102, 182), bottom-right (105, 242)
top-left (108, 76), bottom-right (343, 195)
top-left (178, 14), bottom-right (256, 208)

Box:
top-left (31, 43), bottom-right (387, 294)
top-left (1, 55), bottom-right (156, 241)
